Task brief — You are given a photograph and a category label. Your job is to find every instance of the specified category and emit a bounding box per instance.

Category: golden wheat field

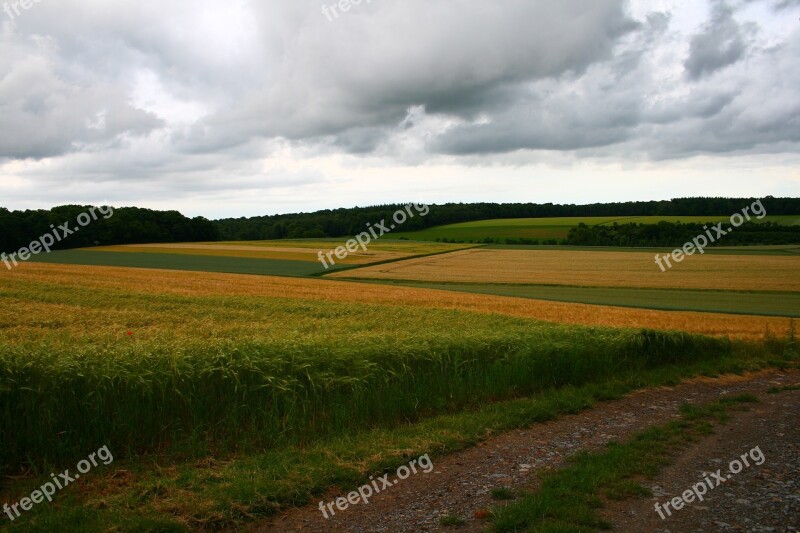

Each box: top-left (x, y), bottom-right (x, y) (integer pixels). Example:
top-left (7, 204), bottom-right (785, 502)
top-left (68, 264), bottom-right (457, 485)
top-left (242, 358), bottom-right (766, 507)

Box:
top-left (329, 248), bottom-right (800, 292)
top-left (2, 262), bottom-right (793, 340)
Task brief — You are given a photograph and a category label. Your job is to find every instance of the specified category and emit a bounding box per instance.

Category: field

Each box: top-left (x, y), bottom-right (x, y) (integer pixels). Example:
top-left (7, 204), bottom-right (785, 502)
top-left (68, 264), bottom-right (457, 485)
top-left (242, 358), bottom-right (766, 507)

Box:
top-left (26, 240), bottom-right (473, 277)
top-left (2, 230), bottom-right (799, 531)
top-left (390, 215), bottom-right (800, 242)
top-left (329, 247), bottom-right (800, 317)
top-left (361, 281), bottom-right (800, 317)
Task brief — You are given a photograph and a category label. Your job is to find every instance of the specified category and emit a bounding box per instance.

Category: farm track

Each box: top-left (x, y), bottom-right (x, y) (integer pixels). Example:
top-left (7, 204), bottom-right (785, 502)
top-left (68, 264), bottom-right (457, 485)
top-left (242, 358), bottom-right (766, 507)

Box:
top-left (256, 368), bottom-right (800, 532)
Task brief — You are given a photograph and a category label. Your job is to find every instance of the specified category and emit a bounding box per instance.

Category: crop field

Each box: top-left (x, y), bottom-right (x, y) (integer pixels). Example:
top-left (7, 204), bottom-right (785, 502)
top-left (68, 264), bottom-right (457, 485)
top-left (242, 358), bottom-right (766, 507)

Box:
top-left (390, 215), bottom-right (800, 242)
top-left (84, 240), bottom-right (470, 263)
top-left (3, 2), bottom-right (798, 528)
top-left (25, 241), bottom-right (473, 278)
top-left (330, 248), bottom-right (800, 292)
top-left (2, 235), bottom-right (799, 531)
top-left (329, 247), bottom-right (800, 317)
top-left (362, 281), bottom-right (800, 317)
top-left (0, 261), bottom-right (796, 530)
top-left (488, 244), bottom-right (800, 256)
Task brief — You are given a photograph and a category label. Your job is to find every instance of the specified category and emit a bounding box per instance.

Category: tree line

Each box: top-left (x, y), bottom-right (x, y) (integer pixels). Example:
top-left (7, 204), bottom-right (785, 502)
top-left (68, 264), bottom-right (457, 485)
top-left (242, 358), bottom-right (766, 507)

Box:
top-left (0, 206), bottom-right (218, 253)
top-left (214, 197), bottom-right (800, 241)
top-left (565, 221), bottom-right (800, 247)
top-left (2, 197), bottom-right (798, 252)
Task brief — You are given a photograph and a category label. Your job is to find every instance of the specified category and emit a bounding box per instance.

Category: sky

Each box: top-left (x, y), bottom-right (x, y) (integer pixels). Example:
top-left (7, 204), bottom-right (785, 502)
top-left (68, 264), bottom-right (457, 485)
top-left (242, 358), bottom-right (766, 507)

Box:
top-left (0, 0), bottom-right (799, 219)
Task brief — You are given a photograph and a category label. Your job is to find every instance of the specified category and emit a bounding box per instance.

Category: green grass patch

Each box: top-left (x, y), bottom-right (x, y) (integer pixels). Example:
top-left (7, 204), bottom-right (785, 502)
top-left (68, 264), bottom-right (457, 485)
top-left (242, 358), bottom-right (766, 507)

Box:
top-left (348, 280), bottom-right (800, 318)
top-left (489, 395), bottom-right (761, 532)
top-left (440, 515), bottom-right (466, 527)
top-left (484, 244), bottom-right (800, 256)
top-left (390, 216), bottom-right (798, 243)
top-left (490, 487), bottom-right (516, 501)
top-left (767, 384), bottom-right (800, 394)
top-left (27, 250), bottom-right (332, 277)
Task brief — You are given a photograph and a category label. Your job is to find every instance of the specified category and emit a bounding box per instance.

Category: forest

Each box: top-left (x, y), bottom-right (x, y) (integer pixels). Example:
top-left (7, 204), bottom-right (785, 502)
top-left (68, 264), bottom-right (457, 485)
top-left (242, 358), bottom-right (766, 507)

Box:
top-left (2, 197), bottom-right (799, 252)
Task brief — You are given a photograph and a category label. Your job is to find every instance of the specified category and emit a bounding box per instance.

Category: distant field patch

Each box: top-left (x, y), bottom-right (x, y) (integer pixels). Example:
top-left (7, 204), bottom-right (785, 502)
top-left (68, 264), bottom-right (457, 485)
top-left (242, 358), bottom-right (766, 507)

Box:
top-left (85, 243), bottom-right (402, 265)
top-left (487, 244), bottom-right (800, 256)
top-left (213, 240), bottom-right (475, 254)
top-left (329, 248), bottom-right (800, 292)
top-left (390, 215), bottom-right (799, 242)
top-left (362, 281), bottom-right (800, 317)
top-left (28, 250), bottom-right (332, 277)
top-left (78, 241), bottom-right (474, 266)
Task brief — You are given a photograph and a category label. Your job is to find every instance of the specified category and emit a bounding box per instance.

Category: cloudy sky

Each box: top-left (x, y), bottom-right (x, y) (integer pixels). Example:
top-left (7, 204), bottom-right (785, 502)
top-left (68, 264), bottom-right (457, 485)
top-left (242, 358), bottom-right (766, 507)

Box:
top-left (1, 0), bottom-right (798, 218)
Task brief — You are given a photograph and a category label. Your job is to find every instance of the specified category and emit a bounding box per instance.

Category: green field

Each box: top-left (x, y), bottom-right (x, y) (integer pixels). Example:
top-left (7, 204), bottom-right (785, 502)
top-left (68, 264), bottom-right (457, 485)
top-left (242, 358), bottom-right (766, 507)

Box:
top-left (24, 241), bottom-right (473, 277)
top-left (27, 249), bottom-right (335, 277)
top-left (486, 244), bottom-right (800, 256)
top-left (351, 280), bottom-right (800, 317)
top-left (390, 215), bottom-right (800, 242)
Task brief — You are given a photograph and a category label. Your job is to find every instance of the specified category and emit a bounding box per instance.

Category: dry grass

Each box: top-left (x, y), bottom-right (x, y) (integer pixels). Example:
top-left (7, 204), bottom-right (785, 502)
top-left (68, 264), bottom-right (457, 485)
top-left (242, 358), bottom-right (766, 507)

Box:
top-left (2, 263), bottom-right (793, 340)
top-left (329, 248), bottom-right (800, 292)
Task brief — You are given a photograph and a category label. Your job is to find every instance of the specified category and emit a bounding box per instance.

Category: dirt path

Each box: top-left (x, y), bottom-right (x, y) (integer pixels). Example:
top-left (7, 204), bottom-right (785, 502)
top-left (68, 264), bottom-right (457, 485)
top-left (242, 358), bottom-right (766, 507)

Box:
top-left (253, 369), bottom-right (800, 533)
top-left (606, 385), bottom-right (800, 532)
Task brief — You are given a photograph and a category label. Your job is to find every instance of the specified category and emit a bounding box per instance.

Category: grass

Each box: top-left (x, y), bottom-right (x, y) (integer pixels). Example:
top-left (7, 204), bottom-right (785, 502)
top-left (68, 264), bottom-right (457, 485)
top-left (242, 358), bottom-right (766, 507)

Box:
top-left (486, 244), bottom-right (800, 256)
top-left (27, 249), bottom-right (334, 277)
top-left (766, 384), bottom-right (800, 394)
top-left (390, 215), bottom-right (799, 242)
top-left (489, 394), bottom-right (762, 532)
top-left (351, 280), bottom-right (800, 317)
top-left (490, 487), bottom-right (516, 500)
top-left (440, 515), bottom-right (466, 527)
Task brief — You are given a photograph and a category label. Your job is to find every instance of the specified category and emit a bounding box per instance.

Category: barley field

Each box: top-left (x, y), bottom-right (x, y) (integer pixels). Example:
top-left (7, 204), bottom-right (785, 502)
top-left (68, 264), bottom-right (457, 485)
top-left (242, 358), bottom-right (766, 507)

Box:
top-left (330, 248), bottom-right (800, 292)
top-left (0, 260), bottom-right (795, 531)
top-left (2, 262), bottom-right (752, 472)
top-left (3, 263), bottom-right (793, 342)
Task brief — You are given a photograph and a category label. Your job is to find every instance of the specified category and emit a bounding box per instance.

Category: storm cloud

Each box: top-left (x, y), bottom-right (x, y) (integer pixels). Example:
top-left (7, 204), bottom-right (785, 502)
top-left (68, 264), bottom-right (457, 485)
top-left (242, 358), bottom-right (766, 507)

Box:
top-left (0, 0), bottom-right (798, 215)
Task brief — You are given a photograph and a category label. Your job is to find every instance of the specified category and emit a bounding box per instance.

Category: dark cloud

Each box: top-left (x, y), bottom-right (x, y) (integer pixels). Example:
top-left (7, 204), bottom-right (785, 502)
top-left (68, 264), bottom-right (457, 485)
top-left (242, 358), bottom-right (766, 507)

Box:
top-left (684, 1), bottom-right (749, 80)
top-left (0, 0), bottom-right (797, 176)
top-left (178, 0), bottom-right (637, 153)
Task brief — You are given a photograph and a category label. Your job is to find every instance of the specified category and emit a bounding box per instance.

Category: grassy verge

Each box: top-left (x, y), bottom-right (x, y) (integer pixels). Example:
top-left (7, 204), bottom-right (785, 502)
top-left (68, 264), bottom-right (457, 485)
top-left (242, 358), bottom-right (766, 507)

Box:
top-left (489, 394), bottom-right (763, 532)
top-left (3, 341), bottom-right (796, 531)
